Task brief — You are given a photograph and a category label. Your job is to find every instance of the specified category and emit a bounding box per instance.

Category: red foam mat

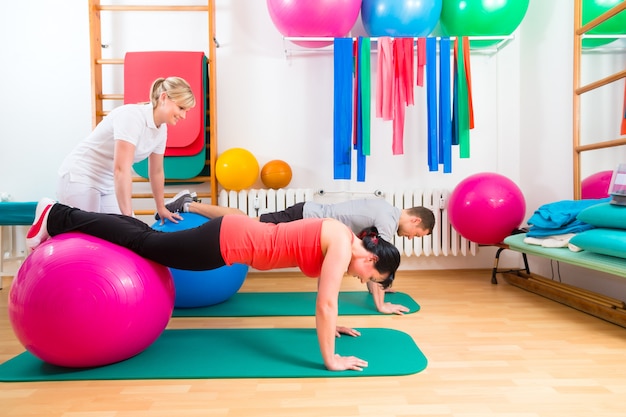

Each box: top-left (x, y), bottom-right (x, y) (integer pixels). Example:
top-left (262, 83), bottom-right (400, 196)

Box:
top-left (124, 51), bottom-right (206, 156)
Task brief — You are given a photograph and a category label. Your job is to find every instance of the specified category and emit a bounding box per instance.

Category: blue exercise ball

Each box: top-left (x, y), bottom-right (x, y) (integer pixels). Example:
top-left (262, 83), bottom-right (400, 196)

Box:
top-left (152, 213), bottom-right (248, 308)
top-left (361, 0), bottom-right (442, 37)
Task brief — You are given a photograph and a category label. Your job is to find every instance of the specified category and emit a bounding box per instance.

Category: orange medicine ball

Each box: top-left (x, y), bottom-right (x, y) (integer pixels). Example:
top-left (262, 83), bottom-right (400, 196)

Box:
top-left (260, 160), bottom-right (293, 189)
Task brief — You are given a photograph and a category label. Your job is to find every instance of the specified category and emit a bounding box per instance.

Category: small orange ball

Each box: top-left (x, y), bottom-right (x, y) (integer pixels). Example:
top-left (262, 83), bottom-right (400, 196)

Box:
top-left (260, 160), bottom-right (293, 189)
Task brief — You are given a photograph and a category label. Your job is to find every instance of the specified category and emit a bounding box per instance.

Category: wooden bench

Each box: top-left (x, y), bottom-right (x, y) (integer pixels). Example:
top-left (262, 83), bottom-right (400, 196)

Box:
top-left (497, 233), bottom-right (626, 328)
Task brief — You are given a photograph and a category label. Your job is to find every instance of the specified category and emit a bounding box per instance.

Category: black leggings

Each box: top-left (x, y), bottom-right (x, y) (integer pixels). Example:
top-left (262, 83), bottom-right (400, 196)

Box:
top-left (259, 202), bottom-right (305, 224)
top-left (47, 204), bottom-right (226, 271)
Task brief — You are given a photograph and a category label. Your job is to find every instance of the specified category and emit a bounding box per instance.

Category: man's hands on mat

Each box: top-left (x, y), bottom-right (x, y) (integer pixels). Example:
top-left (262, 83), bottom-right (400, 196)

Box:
top-left (379, 302), bottom-right (410, 315)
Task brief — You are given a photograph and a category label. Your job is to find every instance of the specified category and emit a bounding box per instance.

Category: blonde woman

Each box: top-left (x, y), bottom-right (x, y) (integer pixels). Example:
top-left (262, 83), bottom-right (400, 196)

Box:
top-left (57, 77), bottom-right (196, 222)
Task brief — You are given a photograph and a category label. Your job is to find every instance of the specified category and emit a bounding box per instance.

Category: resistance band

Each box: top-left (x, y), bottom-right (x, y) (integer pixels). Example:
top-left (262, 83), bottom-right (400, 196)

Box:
top-left (376, 37), bottom-right (394, 121)
top-left (416, 37), bottom-right (426, 87)
top-left (463, 37), bottom-right (475, 129)
top-left (355, 37), bottom-right (367, 182)
top-left (426, 37), bottom-right (438, 171)
top-left (621, 79), bottom-right (626, 135)
top-left (333, 37), bottom-right (354, 180)
top-left (454, 37), bottom-right (470, 158)
top-left (360, 37), bottom-right (372, 157)
top-left (392, 38), bottom-right (416, 156)
top-left (353, 37), bottom-right (360, 151)
top-left (439, 37), bottom-right (452, 173)
top-left (402, 38), bottom-right (415, 106)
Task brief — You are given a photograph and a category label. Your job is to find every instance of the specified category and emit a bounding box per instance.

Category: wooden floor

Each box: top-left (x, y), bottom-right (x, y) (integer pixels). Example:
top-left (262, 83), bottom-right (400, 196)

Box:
top-left (2, 269), bottom-right (626, 417)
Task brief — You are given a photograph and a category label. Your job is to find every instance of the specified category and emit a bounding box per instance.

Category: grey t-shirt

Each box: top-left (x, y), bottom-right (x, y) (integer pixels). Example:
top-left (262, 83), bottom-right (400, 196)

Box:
top-left (303, 199), bottom-right (401, 241)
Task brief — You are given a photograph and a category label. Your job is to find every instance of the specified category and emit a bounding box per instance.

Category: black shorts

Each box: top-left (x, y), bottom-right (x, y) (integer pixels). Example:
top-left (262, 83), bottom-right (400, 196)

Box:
top-left (259, 202), bottom-right (305, 224)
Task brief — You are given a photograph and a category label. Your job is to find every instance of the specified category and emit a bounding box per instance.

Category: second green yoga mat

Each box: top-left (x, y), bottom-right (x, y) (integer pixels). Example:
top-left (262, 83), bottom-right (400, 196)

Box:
top-left (0, 328), bottom-right (427, 381)
top-left (172, 291), bottom-right (420, 317)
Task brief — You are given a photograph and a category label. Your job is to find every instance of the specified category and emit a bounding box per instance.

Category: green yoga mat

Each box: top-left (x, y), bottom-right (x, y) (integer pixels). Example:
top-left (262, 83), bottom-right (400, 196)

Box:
top-left (172, 291), bottom-right (420, 317)
top-left (0, 328), bottom-right (427, 381)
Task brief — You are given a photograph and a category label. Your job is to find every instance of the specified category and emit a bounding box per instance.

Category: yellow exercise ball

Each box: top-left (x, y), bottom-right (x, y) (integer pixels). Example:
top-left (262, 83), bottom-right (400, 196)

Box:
top-left (215, 148), bottom-right (259, 191)
top-left (261, 159), bottom-right (293, 189)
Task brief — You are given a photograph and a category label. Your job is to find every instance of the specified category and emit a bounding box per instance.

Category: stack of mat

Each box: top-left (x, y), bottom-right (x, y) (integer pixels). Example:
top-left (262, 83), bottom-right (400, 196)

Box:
top-left (125, 51), bottom-right (208, 180)
top-left (0, 290), bottom-right (427, 381)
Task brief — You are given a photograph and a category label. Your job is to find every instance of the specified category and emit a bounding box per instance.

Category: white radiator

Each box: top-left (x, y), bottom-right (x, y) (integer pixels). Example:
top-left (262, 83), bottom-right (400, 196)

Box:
top-left (217, 188), bottom-right (477, 257)
top-left (218, 188), bottom-right (315, 217)
top-left (383, 189), bottom-right (477, 257)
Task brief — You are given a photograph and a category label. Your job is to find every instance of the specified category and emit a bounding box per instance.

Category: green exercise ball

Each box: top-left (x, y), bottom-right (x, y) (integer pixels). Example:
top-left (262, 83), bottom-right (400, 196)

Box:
top-left (439, 0), bottom-right (530, 48)
top-left (582, 0), bottom-right (626, 48)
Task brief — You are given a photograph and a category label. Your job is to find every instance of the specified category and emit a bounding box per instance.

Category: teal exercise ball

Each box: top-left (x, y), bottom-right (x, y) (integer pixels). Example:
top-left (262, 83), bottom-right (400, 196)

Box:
top-left (439, 0), bottom-right (529, 48)
top-left (152, 213), bottom-right (248, 308)
top-left (582, 0), bottom-right (626, 48)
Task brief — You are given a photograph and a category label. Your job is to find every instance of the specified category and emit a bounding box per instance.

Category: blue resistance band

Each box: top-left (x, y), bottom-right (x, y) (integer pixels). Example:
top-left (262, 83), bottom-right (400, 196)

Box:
top-left (333, 38), bottom-right (354, 180)
top-left (439, 37), bottom-right (452, 173)
top-left (426, 37), bottom-right (438, 172)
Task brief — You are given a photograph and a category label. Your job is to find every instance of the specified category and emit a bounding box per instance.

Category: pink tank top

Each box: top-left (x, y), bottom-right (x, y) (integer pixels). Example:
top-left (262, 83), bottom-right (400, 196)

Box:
top-left (219, 216), bottom-right (324, 277)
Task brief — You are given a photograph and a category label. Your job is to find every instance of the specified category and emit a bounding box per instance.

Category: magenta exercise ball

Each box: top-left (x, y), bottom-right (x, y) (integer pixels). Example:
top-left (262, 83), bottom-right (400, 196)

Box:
top-left (448, 172), bottom-right (526, 245)
top-left (267, 0), bottom-right (362, 48)
top-left (361, 0), bottom-right (442, 37)
top-left (581, 170), bottom-right (613, 199)
top-left (8, 232), bottom-right (174, 368)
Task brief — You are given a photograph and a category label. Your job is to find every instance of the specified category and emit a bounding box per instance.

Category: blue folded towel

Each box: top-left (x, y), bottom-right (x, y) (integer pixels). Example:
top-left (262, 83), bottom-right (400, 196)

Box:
top-left (526, 198), bottom-right (610, 238)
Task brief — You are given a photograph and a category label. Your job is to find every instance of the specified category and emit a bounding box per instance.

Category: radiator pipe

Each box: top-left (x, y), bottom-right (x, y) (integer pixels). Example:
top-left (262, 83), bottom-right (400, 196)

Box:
top-left (316, 189), bottom-right (384, 197)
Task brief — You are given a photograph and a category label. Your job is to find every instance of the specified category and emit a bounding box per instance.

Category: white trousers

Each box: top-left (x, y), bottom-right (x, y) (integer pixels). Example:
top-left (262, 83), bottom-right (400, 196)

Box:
top-left (56, 174), bottom-right (122, 214)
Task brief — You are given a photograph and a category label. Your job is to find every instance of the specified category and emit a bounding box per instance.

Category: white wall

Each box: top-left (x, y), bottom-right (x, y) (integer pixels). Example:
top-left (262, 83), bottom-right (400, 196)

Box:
top-left (1, 1), bottom-right (625, 285)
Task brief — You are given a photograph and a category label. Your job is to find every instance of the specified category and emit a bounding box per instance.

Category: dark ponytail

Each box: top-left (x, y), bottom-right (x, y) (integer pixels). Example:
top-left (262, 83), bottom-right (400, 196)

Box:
top-left (358, 227), bottom-right (400, 289)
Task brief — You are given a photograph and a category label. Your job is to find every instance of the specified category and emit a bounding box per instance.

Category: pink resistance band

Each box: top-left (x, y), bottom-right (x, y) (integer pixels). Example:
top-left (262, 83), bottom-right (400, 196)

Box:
top-left (376, 37), bottom-right (394, 121)
top-left (391, 38), bottom-right (415, 155)
top-left (621, 79), bottom-right (626, 135)
top-left (392, 39), bottom-right (406, 155)
top-left (402, 38), bottom-right (415, 106)
top-left (416, 37), bottom-right (426, 87)
top-left (353, 39), bottom-right (360, 146)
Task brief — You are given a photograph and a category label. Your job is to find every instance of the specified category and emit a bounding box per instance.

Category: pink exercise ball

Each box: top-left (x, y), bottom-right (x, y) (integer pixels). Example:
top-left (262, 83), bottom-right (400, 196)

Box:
top-left (8, 232), bottom-right (174, 368)
top-left (267, 0), bottom-right (362, 48)
top-left (448, 172), bottom-right (526, 245)
top-left (581, 170), bottom-right (613, 199)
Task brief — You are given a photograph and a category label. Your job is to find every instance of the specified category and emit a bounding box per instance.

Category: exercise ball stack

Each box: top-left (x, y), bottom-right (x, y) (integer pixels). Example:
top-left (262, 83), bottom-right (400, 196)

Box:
top-left (361, 0), bottom-right (442, 37)
top-left (261, 159), bottom-right (293, 189)
top-left (152, 213), bottom-right (248, 308)
top-left (215, 148), bottom-right (259, 191)
top-left (8, 233), bottom-right (174, 368)
top-left (267, 0), bottom-right (362, 48)
top-left (448, 173), bottom-right (526, 245)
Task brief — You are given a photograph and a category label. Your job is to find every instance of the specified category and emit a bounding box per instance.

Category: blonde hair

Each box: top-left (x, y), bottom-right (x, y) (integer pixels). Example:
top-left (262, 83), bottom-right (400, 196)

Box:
top-left (150, 77), bottom-right (196, 110)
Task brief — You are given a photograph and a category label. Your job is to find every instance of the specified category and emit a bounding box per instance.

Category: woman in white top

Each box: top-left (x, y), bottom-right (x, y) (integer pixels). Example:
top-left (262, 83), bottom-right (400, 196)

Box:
top-left (57, 77), bottom-right (195, 221)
